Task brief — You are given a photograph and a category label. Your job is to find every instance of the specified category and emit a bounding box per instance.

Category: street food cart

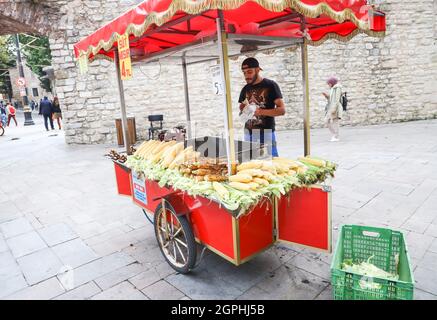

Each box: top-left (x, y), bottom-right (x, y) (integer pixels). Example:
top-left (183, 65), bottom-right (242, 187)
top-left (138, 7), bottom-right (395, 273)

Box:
top-left (74, 0), bottom-right (386, 273)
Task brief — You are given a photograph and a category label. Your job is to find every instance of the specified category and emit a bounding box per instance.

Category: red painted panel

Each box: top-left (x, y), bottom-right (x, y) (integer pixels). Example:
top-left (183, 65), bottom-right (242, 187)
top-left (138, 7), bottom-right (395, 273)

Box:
top-left (239, 200), bottom-right (274, 260)
top-left (186, 196), bottom-right (235, 260)
top-left (114, 162), bottom-right (132, 196)
top-left (278, 187), bottom-right (330, 251)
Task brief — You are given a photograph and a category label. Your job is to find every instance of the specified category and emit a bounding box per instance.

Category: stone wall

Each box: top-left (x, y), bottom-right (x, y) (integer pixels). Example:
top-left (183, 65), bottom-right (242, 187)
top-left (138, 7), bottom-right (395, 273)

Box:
top-left (48, 0), bottom-right (437, 145)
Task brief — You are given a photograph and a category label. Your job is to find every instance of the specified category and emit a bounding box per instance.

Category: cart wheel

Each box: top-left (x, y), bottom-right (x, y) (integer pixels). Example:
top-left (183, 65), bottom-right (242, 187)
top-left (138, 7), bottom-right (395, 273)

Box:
top-left (154, 202), bottom-right (196, 274)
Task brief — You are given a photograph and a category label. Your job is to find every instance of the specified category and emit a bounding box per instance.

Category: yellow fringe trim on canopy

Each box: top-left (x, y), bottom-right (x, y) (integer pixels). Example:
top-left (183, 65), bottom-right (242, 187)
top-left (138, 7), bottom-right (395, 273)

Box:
top-left (308, 29), bottom-right (385, 46)
top-left (76, 0), bottom-right (380, 60)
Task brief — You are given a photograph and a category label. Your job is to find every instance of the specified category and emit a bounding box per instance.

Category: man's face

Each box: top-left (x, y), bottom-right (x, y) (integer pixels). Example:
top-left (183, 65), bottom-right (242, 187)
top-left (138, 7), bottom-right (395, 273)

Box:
top-left (242, 67), bottom-right (259, 84)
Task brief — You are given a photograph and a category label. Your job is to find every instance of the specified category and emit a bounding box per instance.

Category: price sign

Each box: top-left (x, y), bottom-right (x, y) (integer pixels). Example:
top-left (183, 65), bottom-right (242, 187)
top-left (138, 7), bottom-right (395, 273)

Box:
top-left (117, 33), bottom-right (133, 80)
top-left (210, 65), bottom-right (224, 95)
top-left (16, 77), bottom-right (26, 87)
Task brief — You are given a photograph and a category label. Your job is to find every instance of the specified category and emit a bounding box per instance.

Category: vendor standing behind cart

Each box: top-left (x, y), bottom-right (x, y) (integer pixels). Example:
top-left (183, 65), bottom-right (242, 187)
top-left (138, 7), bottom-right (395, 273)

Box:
top-left (238, 58), bottom-right (285, 157)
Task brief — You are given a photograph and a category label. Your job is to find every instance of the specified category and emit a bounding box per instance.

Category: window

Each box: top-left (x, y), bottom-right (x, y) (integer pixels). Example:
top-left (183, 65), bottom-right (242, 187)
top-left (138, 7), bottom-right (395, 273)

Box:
top-left (32, 88), bottom-right (39, 97)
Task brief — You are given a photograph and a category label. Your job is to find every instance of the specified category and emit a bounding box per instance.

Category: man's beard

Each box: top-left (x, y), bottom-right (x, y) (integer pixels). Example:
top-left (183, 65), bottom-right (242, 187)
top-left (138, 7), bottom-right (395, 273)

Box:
top-left (246, 74), bottom-right (258, 85)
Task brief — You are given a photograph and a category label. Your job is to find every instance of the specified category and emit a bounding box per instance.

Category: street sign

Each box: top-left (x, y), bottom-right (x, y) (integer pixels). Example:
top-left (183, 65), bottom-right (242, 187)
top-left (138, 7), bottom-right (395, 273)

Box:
top-left (19, 88), bottom-right (26, 97)
top-left (117, 33), bottom-right (132, 80)
top-left (210, 64), bottom-right (224, 95)
top-left (16, 77), bottom-right (26, 87)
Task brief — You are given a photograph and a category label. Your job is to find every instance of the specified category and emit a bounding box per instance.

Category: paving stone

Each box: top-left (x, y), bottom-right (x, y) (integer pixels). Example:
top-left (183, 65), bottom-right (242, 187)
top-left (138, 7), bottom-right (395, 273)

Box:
top-left (7, 231), bottom-right (47, 258)
top-left (314, 285), bottom-right (333, 300)
top-left (402, 218), bottom-right (430, 234)
top-left (52, 238), bottom-right (98, 269)
top-left (54, 282), bottom-right (102, 300)
top-left (236, 286), bottom-right (271, 300)
top-left (0, 217), bottom-right (34, 239)
top-left (38, 223), bottom-right (78, 246)
top-left (0, 274), bottom-right (28, 299)
top-left (405, 232), bottom-right (434, 260)
top-left (255, 265), bottom-right (329, 300)
top-left (5, 277), bottom-right (65, 300)
top-left (94, 262), bottom-right (146, 291)
top-left (166, 268), bottom-right (243, 300)
top-left (17, 248), bottom-right (64, 285)
top-left (0, 202), bottom-right (21, 223)
top-left (424, 224), bottom-right (437, 238)
top-left (141, 280), bottom-right (185, 300)
top-left (418, 251), bottom-right (437, 272)
top-left (414, 267), bottom-right (437, 296)
top-left (287, 253), bottom-right (331, 281)
top-left (63, 252), bottom-right (136, 289)
top-left (128, 268), bottom-right (162, 290)
top-left (0, 236), bottom-right (8, 253)
top-left (429, 238), bottom-right (437, 254)
top-left (414, 289), bottom-right (437, 300)
top-left (91, 281), bottom-right (148, 300)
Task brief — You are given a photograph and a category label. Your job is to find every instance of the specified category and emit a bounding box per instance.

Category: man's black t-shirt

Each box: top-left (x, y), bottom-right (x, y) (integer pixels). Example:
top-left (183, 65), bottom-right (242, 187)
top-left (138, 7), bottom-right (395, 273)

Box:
top-left (238, 78), bottom-right (283, 132)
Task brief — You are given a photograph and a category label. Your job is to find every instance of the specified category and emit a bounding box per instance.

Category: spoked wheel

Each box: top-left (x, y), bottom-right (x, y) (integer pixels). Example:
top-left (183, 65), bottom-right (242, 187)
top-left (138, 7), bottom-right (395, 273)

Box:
top-left (154, 202), bottom-right (196, 274)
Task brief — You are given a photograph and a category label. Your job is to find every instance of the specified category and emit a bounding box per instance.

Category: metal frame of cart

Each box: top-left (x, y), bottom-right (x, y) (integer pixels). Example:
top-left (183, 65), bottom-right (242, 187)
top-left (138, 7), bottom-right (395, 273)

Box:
top-left (75, 0), bottom-right (386, 273)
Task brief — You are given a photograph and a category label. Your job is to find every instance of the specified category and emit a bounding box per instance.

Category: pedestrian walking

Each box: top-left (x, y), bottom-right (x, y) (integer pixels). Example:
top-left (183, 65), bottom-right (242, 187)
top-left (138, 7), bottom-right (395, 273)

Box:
top-left (7, 102), bottom-right (18, 127)
top-left (52, 97), bottom-right (62, 130)
top-left (30, 100), bottom-right (35, 111)
top-left (39, 96), bottom-right (54, 131)
top-left (0, 101), bottom-right (6, 116)
top-left (323, 76), bottom-right (343, 142)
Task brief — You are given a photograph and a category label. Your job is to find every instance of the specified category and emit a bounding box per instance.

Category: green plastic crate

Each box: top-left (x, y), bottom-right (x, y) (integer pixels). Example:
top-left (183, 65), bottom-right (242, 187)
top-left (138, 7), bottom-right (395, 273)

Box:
top-left (331, 225), bottom-right (414, 300)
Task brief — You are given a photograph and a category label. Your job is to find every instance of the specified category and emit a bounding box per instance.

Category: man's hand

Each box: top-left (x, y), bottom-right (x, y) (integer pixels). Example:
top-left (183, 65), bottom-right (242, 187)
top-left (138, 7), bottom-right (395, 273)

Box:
top-left (254, 108), bottom-right (263, 117)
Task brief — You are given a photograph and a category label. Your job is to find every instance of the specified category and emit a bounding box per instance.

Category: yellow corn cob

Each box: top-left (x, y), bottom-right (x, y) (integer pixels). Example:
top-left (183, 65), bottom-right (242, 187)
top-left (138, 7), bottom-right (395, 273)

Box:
top-left (229, 182), bottom-right (251, 191)
top-left (213, 182), bottom-right (229, 200)
top-left (260, 161), bottom-right (277, 174)
top-left (140, 140), bottom-right (159, 157)
top-left (133, 141), bottom-right (149, 157)
top-left (237, 161), bottom-right (263, 171)
top-left (237, 169), bottom-right (265, 178)
top-left (298, 156), bottom-right (326, 167)
top-left (151, 141), bottom-right (176, 163)
top-left (229, 174), bottom-right (252, 183)
top-left (253, 177), bottom-right (269, 186)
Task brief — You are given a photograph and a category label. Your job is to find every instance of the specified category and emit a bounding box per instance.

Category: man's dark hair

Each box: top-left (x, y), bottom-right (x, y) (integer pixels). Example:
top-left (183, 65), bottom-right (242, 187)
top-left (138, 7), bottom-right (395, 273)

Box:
top-left (241, 57), bottom-right (262, 70)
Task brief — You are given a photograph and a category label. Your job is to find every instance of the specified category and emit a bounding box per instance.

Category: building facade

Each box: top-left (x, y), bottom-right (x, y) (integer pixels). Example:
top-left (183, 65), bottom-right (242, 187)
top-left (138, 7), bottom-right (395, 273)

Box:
top-left (8, 61), bottom-right (52, 106)
top-left (44, 0), bottom-right (437, 144)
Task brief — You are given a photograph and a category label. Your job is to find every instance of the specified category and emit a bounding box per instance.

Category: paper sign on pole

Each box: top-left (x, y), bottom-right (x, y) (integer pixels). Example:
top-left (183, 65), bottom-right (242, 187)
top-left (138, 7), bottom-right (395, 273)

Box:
top-left (117, 34), bottom-right (133, 80)
top-left (210, 64), bottom-right (223, 95)
top-left (19, 88), bottom-right (26, 97)
top-left (78, 55), bottom-right (88, 74)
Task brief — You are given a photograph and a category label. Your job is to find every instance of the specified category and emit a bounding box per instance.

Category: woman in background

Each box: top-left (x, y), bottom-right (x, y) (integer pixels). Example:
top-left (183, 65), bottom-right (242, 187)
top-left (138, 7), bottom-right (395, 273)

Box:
top-left (52, 97), bottom-right (63, 130)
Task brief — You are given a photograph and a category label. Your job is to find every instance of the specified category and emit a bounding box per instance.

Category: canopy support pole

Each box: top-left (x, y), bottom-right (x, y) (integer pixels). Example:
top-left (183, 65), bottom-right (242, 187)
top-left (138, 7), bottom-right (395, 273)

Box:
top-left (114, 49), bottom-right (132, 155)
top-left (217, 11), bottom-right (236, 175)
top-left (181, 54), bottom-right (192, 139)
top-left (301, 39), bottom-right (310, 156)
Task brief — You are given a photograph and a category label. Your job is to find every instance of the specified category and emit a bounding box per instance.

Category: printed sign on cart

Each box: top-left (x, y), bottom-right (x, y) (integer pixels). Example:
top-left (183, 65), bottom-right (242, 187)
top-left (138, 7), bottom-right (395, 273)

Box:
top-left (132, 173), bottom-right (148, 206)
top-left (117, 33), bottom-right (133, 80)
top-left (210, 65), bottom-right (224, 95)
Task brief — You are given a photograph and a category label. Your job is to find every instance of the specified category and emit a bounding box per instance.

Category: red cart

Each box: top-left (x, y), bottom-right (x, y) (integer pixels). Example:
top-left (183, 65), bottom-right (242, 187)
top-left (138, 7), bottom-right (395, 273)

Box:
top-left (75, 0), bottom-right (386, 273)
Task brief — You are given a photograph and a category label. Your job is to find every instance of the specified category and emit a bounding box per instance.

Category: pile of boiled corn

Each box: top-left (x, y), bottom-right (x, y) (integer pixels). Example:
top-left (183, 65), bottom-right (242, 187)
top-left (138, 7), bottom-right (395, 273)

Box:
top-left (127, 140), bottom-right (337, 213)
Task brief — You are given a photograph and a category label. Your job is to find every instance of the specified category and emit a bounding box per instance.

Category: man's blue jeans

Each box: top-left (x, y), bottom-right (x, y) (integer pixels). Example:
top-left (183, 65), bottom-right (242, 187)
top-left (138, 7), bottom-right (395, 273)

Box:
top-left (244, 129), bottom-right (279, 157)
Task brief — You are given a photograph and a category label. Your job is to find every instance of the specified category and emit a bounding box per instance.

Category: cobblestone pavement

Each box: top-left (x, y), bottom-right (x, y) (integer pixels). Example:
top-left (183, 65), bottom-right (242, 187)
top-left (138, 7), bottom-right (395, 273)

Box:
top-left (1, 112), bottom-right (436, 300)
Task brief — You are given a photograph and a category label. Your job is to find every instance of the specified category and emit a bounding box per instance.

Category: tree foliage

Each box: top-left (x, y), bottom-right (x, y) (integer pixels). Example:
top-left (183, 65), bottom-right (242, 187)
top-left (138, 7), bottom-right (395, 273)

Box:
top-left (0, 36), bottom-right (15, 99)
top-left (19, 34), bottom-right (52, 92)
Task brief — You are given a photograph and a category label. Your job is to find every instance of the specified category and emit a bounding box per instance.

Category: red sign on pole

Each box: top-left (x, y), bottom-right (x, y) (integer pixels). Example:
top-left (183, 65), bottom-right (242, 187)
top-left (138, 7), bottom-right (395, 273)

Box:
top-left (16, 77), bottom-right (26, 87)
